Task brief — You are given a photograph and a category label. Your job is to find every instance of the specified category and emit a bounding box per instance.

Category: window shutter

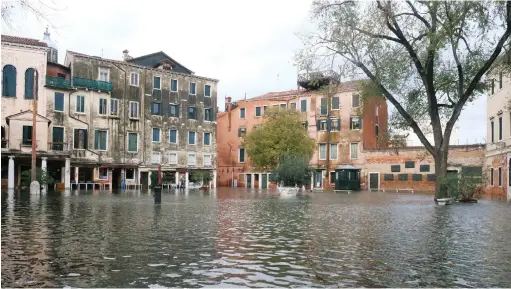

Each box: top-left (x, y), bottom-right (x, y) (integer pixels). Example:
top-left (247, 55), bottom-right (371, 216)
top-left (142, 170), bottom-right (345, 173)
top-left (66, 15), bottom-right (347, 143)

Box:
top-left (74, 129), bottom-right (79, 149)
top-left (25, 69), bottom-right (34, 98)
top-left (337, 119), bottom-right (341, 131)
top-left (359, 117), bottom-right (362, 129)
top-left (327, 119), bottom-right (331, 131)
top-left (317, 120), bottom-right (320, 130)
top-left (81, 96), bottom-right (85, 112)
top-left (94, 130), bottom-right (99, 149)
top-left (83, 130), bottom-right (88, 149)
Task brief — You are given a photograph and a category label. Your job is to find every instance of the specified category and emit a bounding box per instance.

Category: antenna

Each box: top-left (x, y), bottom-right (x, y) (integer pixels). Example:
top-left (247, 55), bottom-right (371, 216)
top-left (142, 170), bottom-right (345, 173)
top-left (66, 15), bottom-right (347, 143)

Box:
top-left (101, 49), bottom-right (104, 58)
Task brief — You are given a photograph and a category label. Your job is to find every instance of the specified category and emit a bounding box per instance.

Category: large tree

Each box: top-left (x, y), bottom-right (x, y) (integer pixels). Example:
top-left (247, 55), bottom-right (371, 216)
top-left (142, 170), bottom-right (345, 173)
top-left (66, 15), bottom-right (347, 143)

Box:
top-left (301, 0), bottom-right (511, 199)
top-left (243, 107), bottom-right (316, 171)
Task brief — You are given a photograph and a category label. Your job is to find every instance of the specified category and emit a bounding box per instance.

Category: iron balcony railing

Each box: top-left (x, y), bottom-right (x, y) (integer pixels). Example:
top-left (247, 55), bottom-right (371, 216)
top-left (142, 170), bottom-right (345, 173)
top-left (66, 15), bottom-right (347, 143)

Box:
top-left (48, 142), bottom-right (69, 152)
top-left (46, 76), bottom-right (71, 89)
top-left (73, 77), bottom-right (113, 92)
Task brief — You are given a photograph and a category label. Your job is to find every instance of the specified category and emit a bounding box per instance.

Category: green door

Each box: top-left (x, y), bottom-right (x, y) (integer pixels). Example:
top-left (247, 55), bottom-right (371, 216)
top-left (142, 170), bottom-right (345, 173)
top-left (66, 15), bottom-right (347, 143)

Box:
top-left (262, 174), bottom-right (267, 189)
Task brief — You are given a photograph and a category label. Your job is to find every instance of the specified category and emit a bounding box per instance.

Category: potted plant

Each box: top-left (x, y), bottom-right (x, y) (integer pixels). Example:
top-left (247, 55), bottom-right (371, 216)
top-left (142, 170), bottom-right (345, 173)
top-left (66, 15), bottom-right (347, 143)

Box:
top-left (437, 172), bottom-right (484, 205)
top-left (20, 168), bottom-right (54, 190)
top-left (271, 155), bottom-right (312, 196)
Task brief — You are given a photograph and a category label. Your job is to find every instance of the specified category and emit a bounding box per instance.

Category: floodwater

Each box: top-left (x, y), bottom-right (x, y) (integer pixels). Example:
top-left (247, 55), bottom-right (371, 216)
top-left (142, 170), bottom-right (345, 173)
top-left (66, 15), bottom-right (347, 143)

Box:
top-left (1, 188), bottom-right (510, 288)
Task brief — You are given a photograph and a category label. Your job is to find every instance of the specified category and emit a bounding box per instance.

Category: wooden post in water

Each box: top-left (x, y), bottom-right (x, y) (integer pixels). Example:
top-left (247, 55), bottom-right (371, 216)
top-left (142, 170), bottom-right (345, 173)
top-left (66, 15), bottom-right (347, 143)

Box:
top-left (31, 70), bottom-right (37, 182)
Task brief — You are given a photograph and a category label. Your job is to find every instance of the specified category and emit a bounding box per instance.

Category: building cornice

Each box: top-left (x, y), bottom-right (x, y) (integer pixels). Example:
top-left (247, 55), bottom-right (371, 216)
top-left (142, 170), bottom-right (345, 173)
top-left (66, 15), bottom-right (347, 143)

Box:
top-left (1, 42), bottom-right (48, 52)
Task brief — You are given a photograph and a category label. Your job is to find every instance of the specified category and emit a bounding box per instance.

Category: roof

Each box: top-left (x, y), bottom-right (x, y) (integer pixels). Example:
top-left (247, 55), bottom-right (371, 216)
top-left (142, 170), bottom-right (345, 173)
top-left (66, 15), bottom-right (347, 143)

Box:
top-left (127, 51), bottom-right (194, 75)
top-left (1, 35), bottom-right (48, 47)
top-left (336, 164), bottom-right (360, 170)
top-left (5, 110), bottom-right (51, 125)
top-left (47, 61), bottom-right (71, 72)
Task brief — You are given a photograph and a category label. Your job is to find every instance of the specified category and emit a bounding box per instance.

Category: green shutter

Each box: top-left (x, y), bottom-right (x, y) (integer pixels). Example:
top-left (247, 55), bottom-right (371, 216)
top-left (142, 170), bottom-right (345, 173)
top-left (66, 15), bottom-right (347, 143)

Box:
top-left (25, 69), bottom-right (34, 99)
top-left (2, 65), bottom-right (16, 97)
top-left (95, 130), bottom-right (100, 149)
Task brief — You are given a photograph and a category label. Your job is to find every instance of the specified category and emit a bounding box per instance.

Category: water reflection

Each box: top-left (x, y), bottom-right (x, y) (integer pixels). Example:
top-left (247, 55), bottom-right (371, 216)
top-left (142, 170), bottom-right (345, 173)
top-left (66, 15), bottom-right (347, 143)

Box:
top-left (1, 189), bottom-right (511, 288)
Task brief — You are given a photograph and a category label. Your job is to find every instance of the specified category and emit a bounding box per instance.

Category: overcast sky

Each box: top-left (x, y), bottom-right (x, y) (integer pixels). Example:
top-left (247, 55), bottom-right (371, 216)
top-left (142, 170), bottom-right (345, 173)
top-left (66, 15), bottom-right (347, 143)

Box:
top-left (2, 0), bottom-right (487, 145)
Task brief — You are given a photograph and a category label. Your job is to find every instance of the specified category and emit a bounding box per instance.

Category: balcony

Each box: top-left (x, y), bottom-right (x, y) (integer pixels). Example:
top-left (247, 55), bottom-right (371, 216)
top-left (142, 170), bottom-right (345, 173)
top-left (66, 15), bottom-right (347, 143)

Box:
top-left (46, 76), bottom-right (71, 89)
top-left (73, 77), bottom-right (112, 92)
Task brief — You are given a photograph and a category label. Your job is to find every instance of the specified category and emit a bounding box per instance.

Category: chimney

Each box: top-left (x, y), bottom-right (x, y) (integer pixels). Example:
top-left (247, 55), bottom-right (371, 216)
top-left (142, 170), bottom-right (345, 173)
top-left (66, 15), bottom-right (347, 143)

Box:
top-left (122, 49), bottom-right (132, 61)
top-left (226, 96), bottom-right (232, 112)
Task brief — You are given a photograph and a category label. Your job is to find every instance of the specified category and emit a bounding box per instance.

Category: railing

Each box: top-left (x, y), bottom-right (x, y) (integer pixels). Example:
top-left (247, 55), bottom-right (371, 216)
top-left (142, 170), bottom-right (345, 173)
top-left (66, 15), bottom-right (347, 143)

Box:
top-left (73, 77), bottom-right (113, 92)
top-left (48, 142), bottom-right (69, 152)
top-left (46, 76), bottom-right (71, 89)
top-left (19, 139), bottom-right (39, 150)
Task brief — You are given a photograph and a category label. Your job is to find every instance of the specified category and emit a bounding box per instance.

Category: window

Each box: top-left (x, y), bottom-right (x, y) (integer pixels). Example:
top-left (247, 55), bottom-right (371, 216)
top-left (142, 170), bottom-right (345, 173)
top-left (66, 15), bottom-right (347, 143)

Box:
top-left (76, 95), bottom-right (85, 113)
top-left (130, 101), bottom-right (139, 119)
top-left (255, 106), bottom-right (261, 117)
top-left (128, 133), bottom-right (138, 152)
top-left (204, 154), bottom-right (212, 167)
top-left (319, 143), bottom-right (327, 160)
top-left (2, 65), bottom-right (16, 97)
top-left (99, 98), bottom-right (107, 115)
top-left (126, 168), bottom-right (135, 180)
top-left (405, 161), bottom-right (415, 168)
top-left (73, 129), bottom-right (88, 149)
top-left (152, 102), bottom-right (161, 115)
top-left (332, 96), bottom-right (340, 109)
top-left (412, 174), bottom-right (422, 181)
top-left (205, 84), bottom-right (211, 97)
top-left (320, 98), bottom-right (327, 115)
top-left (151, 152), bottom-right (161, 164)
top-left (153, 76), bottom-right (161, 90)
top-left (498, 167), bottom-right (502, 187)
top-left (301, 99), bottom-right (307, 112)
top-left (99, 168), bottom-right (108, 179)
top-left (188, 131), bottom-right (196, 145)
top-left (152, 128), bottom-right (160, 142)
top-left (491, 120), bottom-right (495, 143)
top-left (420, 164), bottom-right (430, 172)
top-left (350, 117), bottom-right (361, 130)
top-left (188, 106), bottom-right (197, 119)
top-left (352, 94), bottom-right (360, 108)
top-left (52, 127), bottom-right (64, 151)
top-left (99, 67), bottom-right (109, 82)
top-left (239, 148), bottom-right (246, 163)
top-left (189, 82), bottom-right (196, 95)
top-left (188, 153), bottom-right (196, 166)
top-left (319, 120), bottom-right (327, 131)
top-left (169, 104), bottom-right (180, 118)
top-left (263, 105), bottom-right (268, 113)
top-left (130, 72), bottom-right (139, 86)
top-left (171, 79), bottom-right (178, 92)
top-left (240, 108), bottom-right (246, 118)
top-left (427, 174), bottom-right (436, 181)
top-left (499, 116), bottom-right (503, 141)
top-left (204, 132), bottom-right (211, 145)
top-left (301, 121), bottom-right (308, 130)
top-left (330, 118), bottom-right (340, 131)
top-left (376, 124), bottom-right (379, 136)
top-left (291, 103), bottom-right (296, 110)
top-left (330, 143), bottom-right (338, 160)
top-left (57, 73), bottom-right (65, 78)
top-left (204, 108), bottom-right (212, 121)
top-left (391, 165), bottom-right (401, 172)
top-left (54, 92), bottom-right (64, 112)
top-left (94, 130), bottom-right (108, 151)
top-left (330, 171), bottom-right (336, 183)
top-left (490, 168), bottom-right (494, 186)
top-left (24, 68), bottom-right (38, 99)
top-left (110, 99), bottom-right (118, 116)
top-left (169, 129), bottom-right (178, 144)
top-left (384, 174), bottom-right (394, 181)
top-left (499, 72), bottom-right (503, 89)
top-left (169, 152), bottom-right (178, 165)
top-left (398, 174), bottom-right (408, 181)
top-left (280, 103), bottom-right (286, 109)
top-left (350, 143), bottom-right (359, 159)
top-left (238, 127), bottom-right (247, 137)
top-left (22, 125), bottom-right (32, 145)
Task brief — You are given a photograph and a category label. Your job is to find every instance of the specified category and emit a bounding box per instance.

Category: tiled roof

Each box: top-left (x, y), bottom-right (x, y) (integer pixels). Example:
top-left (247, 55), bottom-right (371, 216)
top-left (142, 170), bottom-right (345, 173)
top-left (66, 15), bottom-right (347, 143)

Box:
top-left (1, 35), bottom-right (48, 47)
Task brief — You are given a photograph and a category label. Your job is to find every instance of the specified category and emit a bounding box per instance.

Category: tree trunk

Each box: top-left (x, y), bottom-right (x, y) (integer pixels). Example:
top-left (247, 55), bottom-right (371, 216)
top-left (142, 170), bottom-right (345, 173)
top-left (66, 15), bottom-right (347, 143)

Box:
top-left (434, 149), bottom-right (449, 199)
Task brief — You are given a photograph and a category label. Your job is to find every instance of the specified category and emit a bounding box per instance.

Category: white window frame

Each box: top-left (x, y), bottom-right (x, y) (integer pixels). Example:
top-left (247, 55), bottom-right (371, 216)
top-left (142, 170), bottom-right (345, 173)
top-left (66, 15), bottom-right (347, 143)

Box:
top-left (129, 101), bottom-right (140, 119)
top-left (130, 72), bottom-right (139, 87)
top-left (320, 120), bottom-right (327, 131)
top-left (204, 108), bottom-right (212, 122)
top-left (153, 75), bottom-right (161, 90)
top-left (319, 143), bottom-right (327, 160)
top-left (170, 78), bottom-right (178, 92)
top-left (350, 116), bottom-right (361, 130)
top-left (52, 126), bottom-right (66, 147)
top-left (204, 132), bottom-right (211, 146)
top-left (330, 118), bottom-right (340, 131)
top-left (169, 103), bottom-right (179, 118)
top-left (350, 142), bottom-right (359, 159)
top-left (189, 82), bottom-right (197, 95)
top-left (255, 106), bottom-right (262, 117)
top-left (188, 131), bottom-right (196, 145)
top-left (330, 143), bottom-right (338, 160)
top-left (94, 129), bottom-right (108, 152)
top-left (240, 107), bottom-right (246, 119)
top-left (352, 94), bottom-right (360, 108)
top-left (188, 152), bottom-right (196, 166)
top-left (151, 151), bottom-right (161, 164)
top-left (125, 168), bottom-right (135, 180)
top-left (110, 98), bottom-right (119, 116)
top-left (152, 127), bottom-right (161, 143)
top-left (98, 67), bottom-right (110, 82)
top-left (54, 92), bottom-right (65, 112)
top-left (204, 84), bottom-right (211, 97)
top-left (169, 152), bottom-right (178, 165)
top-left (72, 128), bottom-right (87, 151)
top-left (238, 147), bottom-right (246, 163)
top-left (169, 129), bottom-right (178, 144)
top-left (203, 154), bottom-right (212, 167)
top-left (331, 96), bottom-right (340, 110)
top-left (280, 103), bottom-right (287, 109)
top-left (76, 95), bottom-right (85, 114)
top-left (99, 98), bottom-right (108, 115)
top-left (300, 99), bottom-right (307, 112)
top-left (127, 132), bottom-right (138, 152)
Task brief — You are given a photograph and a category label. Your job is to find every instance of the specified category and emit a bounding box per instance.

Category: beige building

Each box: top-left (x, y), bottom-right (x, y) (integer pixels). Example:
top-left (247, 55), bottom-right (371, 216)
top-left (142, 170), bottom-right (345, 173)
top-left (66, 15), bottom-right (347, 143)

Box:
top-left (485, 55), bottom-right (511, 200)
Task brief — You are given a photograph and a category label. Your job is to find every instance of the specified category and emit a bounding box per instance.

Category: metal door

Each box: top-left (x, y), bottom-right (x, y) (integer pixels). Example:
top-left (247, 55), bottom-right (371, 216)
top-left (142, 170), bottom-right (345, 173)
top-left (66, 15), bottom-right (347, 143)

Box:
top-left (369, 173), bottom-right (379, 191)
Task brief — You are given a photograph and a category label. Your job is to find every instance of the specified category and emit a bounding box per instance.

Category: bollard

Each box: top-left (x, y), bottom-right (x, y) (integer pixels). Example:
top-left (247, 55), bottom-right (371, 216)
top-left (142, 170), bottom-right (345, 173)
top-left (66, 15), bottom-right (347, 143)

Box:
top-left (153, 185), bottom-right (162, 204)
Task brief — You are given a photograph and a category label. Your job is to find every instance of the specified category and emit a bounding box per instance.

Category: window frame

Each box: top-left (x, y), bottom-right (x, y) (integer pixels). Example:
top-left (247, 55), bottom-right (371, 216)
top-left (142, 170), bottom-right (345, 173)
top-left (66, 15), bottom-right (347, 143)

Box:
top-left (152, 127), bottom-right (161, 143)
top-left (240, 107), bottom-right (246, 119)
top-left (169, 129), bottom-right (178, 144)
top-left (352, 94), bottom-right (360, 108)
top-left (238, 147), bottom-right (246, 163)
top-left (153, 75), bottom-right (161, 90)
top-left (204, 84), bottom-right (211, 97)
top-left (331, 96), bottom-right (340, 110)
top-left (2, 64), bottom-right (17, 97)
top-left (204, 132), bottom-right (211, 146)
top-left (498, 167), bottom-right (502, 187)
top-left (255, 106), bottom-right (261, 117)
top-left (329, 143), bottom-right (338, 160)
top-left (319, 143), bottom-right (327, 160)
top-left (73, 128), bottom-right (88, 150)
top-left (203, 154), bottom-right (212, 167)
top-left (151, 151), bottom-right (162, 164)
top-left (319, 120), bottom-right (327, 131)
top-left (204, 108), bottom-right (212, 122)
top-left (350, 142), bottom-right (359, 159)
top-left (125, 168), bottom-right (135, 180)
top-left (130, 72), bottom-right (139, 87)
top-left (22, 125), bottom-right (33, 146)
top-left (491, 120), bottom-right (495, 143)
top-left (189, 82), bottom-right (197, 95)
top-left (350, 116), bottom-right (361, 130)
top-left (168, 151), bottom-right (178, 165)
top-left (170, 78), bottom-right (178, 92)
top-left (290, 102), bottom-right (296, 110)
top-left (188, 106), bottom-right (197, 120)
top-left (280, 103), bottom-right (287, 109)
top-left (499, 116), bottom-right (503, 141)
top-left (76, 95), bottom-right (85, 114)
top-left (151, 102), bottom-right (162, 116)
top-left (98, 67), bottom-right (110, 82)
top-left (330, 118), bottom-right (340, 131)
top-left (54, 92), bottom-right (65, 112)
top-left (169, 103), bottom-right (179, 118)
top-left (129, 101), bottom-right (140, 119)
top-left (127, 132), bottom-right (138, 152)
top-left (99, 98), bottom-right (108, 115)
top-left (490, 168), bottom-right (494, 186)
top-left (188, 131), bottom-right (196, 145)
top-left (188, 152), bottom-right (197, 166)
top-left (263, 105), bottom-right (268, 114)
top-left (300, 99), bottom-right (307, 112)
top-left (110, 98), bottom-right (119, 116)
top-left (94, 129), bottom-right (108, 151)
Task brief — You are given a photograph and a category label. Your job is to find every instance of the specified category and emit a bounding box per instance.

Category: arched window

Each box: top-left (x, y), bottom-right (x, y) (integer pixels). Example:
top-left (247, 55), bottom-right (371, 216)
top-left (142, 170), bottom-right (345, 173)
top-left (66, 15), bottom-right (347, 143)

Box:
top-left (24, 68), bottom-right (39, 99)
top-left (2, 65), bottom-right (17, 97)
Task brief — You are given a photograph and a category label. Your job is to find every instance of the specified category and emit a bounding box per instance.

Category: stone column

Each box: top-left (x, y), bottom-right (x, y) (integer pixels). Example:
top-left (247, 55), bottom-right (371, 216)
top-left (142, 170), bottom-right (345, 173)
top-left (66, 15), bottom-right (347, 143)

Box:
top-left (251, 174), bottom-right (255, 188)
top-left (310, 175), bottom-right (314, 190)
top-left (41, 157), bottom-right (47, 193)
top-left (213, 170), bottom-right (217, 188)
top-left (175, 171), bottom-right (179, 188)
top-left (148, 171), bottom-right (152, 187)
top-left (8, 156), bottom-right (15, 189)
top-left (259, 173), bottom-right (262, 188)
top-left (267, 173), bottom-right (270, 189)
top-left (185, 171), bottom-right (189, 189)
top-left (64, 158), bottom-right (71, 190)
top-left (137, 169), bottom-right (141, 187)
top-left (74, 166), bottom-right (79, 184)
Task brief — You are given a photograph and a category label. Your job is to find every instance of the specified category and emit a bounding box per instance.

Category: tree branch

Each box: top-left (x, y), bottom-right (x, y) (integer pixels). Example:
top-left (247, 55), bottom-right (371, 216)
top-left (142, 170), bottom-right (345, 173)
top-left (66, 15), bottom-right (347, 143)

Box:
top-left (405, 0), bottom-right (432, 29)
top-left (353, 27), bottom-right (402, 43)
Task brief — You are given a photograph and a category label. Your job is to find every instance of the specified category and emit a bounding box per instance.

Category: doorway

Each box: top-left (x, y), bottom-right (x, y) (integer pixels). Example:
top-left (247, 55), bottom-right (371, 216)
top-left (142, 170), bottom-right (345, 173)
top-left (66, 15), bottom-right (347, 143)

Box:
top-left (314, 170), bottom-right (323, 188)
top-left (246, 174), bottom-right (252, 188)
top-left (368, 172), bottom-right (380, 191)
top-left (262, 174), bottom-right (268, 189)
top-left (141, 172), bottom-right (149, 190)
top-left (111, 168), bottom-right (121, 189)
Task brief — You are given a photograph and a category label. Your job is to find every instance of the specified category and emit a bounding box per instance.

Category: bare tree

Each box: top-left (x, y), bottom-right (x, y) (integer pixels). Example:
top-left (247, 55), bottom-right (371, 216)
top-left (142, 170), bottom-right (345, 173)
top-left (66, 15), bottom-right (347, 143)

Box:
top-left (2, 0), bottom-right (61, 29)
top-left (299, 0), bottom-right (511, 199)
